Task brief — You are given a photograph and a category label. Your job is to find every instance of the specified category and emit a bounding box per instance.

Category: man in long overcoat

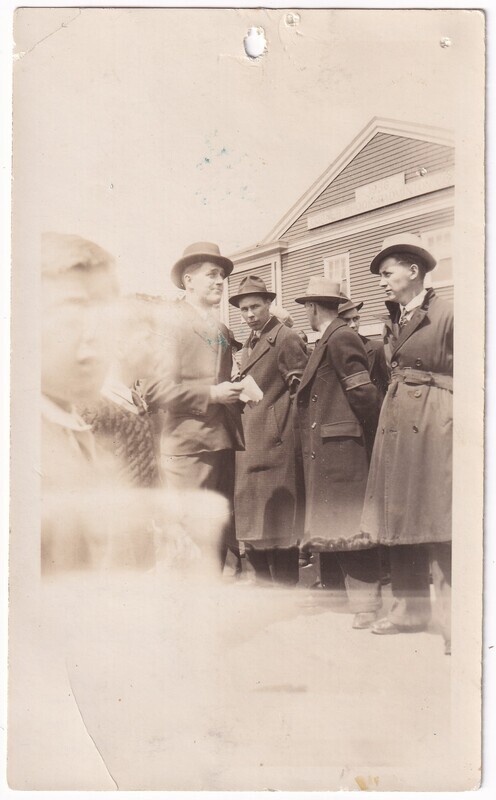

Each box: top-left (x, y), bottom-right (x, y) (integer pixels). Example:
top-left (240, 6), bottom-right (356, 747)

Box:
top-left (360, 233), bottom-right (453, 653)
top-left (314, 296), bottom-right (390, 594)
top-left (144, 242), bottom-right (245, 568)
top-left (294, 277), bottom-right (382, 628)
top-left (229, 275), bottom-right (308, 585)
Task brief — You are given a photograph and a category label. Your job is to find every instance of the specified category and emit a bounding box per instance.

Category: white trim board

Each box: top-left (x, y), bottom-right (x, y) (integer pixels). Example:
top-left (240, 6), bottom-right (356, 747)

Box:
top-left (285, 191), bottom-right (454, 254)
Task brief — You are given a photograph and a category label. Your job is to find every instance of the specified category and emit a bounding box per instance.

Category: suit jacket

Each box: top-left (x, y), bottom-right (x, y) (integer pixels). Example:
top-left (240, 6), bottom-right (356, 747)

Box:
top-left (144, 299), bottom-right (244, 456)
top-left (296, 318), bottom-right (379, 550)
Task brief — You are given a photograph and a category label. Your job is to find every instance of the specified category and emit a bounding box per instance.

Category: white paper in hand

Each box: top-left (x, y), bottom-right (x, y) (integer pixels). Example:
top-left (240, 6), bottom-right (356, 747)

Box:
top-left (239, 375), bottom-right (263, 403)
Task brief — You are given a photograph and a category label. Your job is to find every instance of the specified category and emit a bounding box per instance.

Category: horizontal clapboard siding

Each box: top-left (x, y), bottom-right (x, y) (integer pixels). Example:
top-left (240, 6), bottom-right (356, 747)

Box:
top-left (227, 264), bottom-right (273, 344)
top-left (281, 206), bottom-right (454, 332)
top-left (433, 284), bottom-right (454, 303)
top-left (284, 133), bottom-right (455, 240)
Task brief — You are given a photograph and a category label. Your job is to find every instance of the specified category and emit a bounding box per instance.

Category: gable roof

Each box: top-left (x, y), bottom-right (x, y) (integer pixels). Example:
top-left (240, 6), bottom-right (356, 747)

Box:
top-left (262, 117), bottom-right (455, 244)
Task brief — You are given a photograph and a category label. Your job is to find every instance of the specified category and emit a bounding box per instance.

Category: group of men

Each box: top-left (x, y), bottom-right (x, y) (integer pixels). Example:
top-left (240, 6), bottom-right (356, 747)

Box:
top-left (40, 231), bottom-right (453, 653)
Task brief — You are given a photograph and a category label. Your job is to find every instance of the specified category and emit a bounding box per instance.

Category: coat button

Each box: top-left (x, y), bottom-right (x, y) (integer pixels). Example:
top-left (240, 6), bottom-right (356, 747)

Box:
top-left (413, 425), bottom-right (419, 433)
top-left (311, 395), bottom-right (318, 402)
top-left (415, 359), bottom-right (423, 367)
top-left (391, 360), bottom-right (398, 368)
top-left (414, 389), bottom-right (422, 398)
top-left (311, 452), bottom-right (316, 459)
top-left (311, 422), bottom-right (316, 429)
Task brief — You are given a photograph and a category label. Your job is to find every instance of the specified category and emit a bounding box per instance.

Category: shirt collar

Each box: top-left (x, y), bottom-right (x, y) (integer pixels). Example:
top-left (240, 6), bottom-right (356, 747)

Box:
top-left (401, 289), bottom-right (427, 314)
top-left (252, 316), bottom-right (273, 339)
top-left (41, 394), bottom-right (92, 432)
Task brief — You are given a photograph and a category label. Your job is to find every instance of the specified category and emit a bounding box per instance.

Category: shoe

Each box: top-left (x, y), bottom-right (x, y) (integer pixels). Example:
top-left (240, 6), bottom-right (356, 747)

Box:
top-left (370, 618), bottom-right (402, 635)
top-left (352, 611), bottom-right (379, 629)
top-left (444, 639), bottom-right (451, 655)
top-left (371, 618), bottom-right (426, 635)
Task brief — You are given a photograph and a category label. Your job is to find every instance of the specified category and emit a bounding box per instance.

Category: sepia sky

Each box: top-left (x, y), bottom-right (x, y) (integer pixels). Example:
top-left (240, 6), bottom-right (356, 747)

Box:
top-left (12, 7), bottom-right (482, 295)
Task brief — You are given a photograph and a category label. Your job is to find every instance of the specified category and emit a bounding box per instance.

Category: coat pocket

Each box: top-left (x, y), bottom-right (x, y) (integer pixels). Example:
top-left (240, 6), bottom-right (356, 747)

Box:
top-left (320, 420), bottom-right (363, 439)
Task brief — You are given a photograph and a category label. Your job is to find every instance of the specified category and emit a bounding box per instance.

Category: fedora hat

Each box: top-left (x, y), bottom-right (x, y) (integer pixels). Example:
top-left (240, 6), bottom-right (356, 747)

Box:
top-left (171, 242), bottom-right (234, 289)
top-left (370, 233), bottom-right (437, 275)
top-left (295, 276), bottom-right (347, 305)
top-left (338, 296), bottom-right (364, 315)
top-left (229, 274), bottom-right (276, 307)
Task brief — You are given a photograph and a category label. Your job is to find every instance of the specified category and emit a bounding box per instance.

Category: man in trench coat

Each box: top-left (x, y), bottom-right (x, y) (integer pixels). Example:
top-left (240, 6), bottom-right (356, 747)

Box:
top-left (295, 277), bottom-right (383, 628)
top-left (229, 275), bottom-right (308, 585)
top-left (360, 233), bottom-right (453, 653)
top-left (144, 242), bottom-right (245, 568)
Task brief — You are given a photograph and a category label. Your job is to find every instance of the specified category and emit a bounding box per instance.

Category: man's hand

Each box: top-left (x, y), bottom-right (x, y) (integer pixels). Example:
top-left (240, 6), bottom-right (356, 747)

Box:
top-left (210, 382), bottom-right (244, 405)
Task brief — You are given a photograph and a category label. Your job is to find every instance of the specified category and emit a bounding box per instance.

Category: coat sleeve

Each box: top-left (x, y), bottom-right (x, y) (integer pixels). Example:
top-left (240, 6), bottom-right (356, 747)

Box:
top-left (143, 329), bottom-right (212, 417)
top-left (277, 332), bottom-right (309, 395)
top-left (370, 342), bottom-right (390, 399)
top-left (328, 328), bottom-right (379, 431)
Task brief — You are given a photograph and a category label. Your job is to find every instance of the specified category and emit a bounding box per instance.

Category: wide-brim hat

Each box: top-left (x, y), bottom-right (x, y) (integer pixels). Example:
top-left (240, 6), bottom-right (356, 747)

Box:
top-left (370, 233), bottom-right (437, 275)
top-left (295, 276), bottom-right (347, 305)
top-left (229, 274), bottom-right (276, 307)
top-left (338, 296), bottom-right (364, 315)
top-left (171, 242), bottom-right (234, 289)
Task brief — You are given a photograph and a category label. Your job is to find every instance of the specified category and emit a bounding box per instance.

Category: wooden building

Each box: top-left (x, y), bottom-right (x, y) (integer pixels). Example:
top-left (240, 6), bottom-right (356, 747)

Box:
top-left (223, 117), bottom-right (454, 343)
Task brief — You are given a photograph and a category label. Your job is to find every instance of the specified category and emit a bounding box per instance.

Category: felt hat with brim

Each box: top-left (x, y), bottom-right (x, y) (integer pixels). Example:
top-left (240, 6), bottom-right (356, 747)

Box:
top-left (295, 277), bottom-right (347, 305)
top-left (229, 274), bottom-right (277, 307)
top-left (338, 297), bottom-right (364, 315)
top-left (370, 233), bottom-right (437, 275)
top-left (171, 242), bottom-right (234, 289)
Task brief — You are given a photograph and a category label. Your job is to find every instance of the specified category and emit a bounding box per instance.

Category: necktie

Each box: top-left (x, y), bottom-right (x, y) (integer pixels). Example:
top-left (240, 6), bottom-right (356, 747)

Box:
top-left (250, 332), bottom-right (260, 352)
top-left (398, 308), bottom-right (409, 328)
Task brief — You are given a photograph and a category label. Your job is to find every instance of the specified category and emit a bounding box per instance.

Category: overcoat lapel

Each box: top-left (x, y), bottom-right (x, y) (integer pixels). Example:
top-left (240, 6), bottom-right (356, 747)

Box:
top-left (297, 318), bottom-right (344, 394)
top-left (390, 307), bottom-right (428, 357)
top-left (240, 317), bottom-right (282, 373)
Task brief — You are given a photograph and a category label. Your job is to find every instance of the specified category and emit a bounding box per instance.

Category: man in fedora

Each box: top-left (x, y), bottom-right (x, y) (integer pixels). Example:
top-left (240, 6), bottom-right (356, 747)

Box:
top-left (294, 277), bottom-right (383, 627)
top-left (144, 242), bottom-right (245, 568)
top-left (229, 275), bottom-right (308, 585)
top-left (360, 233), bottom-right (453, 653)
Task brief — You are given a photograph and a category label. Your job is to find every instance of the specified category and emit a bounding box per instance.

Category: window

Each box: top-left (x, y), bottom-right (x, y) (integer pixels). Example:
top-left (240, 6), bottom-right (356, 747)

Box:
top-left (323, 252), bottom-right (350, 297)
top-left (421, 227), bottom-right (453, 287)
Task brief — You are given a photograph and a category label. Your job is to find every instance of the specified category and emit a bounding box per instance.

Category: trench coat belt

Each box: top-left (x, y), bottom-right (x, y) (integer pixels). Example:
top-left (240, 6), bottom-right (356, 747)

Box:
top-left (390, 367), bottom-right (453, 392)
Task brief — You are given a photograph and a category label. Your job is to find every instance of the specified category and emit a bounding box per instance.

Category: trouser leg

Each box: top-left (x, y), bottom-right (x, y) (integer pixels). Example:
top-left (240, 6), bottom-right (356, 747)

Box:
top-left (319, 552), bottom-right (346, 592)
top-left (429, 542), bottom-right (452, 642)
top-left (387, 544), bottom-right (431, 628)
top-left (245, 548), bottom-right (272, 584)
top-left (161, 449), bottom-right (240, 570)
top-left (269, 547), bottom-right (300, 587)
top-left (337, 548), bottom-right (382, 613)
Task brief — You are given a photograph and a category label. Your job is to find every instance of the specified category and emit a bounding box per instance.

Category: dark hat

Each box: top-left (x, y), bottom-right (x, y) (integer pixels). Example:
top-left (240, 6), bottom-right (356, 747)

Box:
top-left (229, 274), bottom-right (277, 307)
top-left (171, 242), bottom-right (234, 289)
top-left (295, 276), bottom-right (347, 305)
top-left (338, 296), bottom-right (364, 315)
top-left (370, 233), bottom-right (437, 275)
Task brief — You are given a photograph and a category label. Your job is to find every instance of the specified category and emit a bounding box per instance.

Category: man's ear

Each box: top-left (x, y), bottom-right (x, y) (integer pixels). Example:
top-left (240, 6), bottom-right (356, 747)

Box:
top-left (409, 263), bottom-right (421, 280)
